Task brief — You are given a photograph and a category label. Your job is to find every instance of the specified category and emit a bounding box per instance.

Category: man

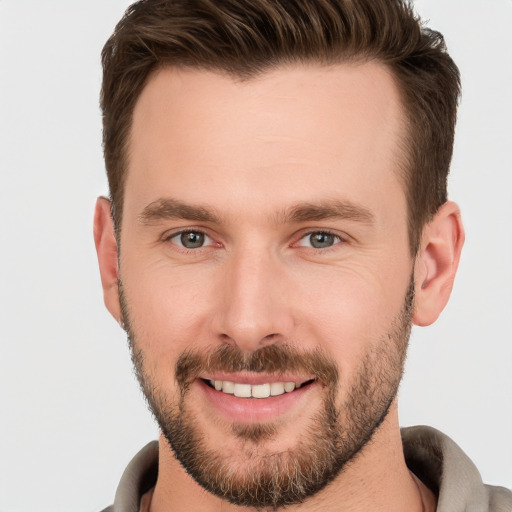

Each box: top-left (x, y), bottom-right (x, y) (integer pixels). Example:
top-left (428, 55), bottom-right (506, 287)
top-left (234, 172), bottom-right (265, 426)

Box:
top-left (93, 0), bottom-right (512, 511)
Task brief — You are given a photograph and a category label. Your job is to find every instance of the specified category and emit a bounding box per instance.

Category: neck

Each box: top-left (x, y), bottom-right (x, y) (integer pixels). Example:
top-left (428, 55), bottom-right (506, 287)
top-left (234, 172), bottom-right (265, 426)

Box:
top-left (149, 403), bottom-right (436, 512)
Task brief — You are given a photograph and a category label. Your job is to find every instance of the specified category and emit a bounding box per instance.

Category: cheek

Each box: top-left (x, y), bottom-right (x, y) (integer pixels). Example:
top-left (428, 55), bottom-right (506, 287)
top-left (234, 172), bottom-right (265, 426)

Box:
top-left (289, 262), bottom-right (411, 373)
top-left (121, 257), bottom-right (219, 363)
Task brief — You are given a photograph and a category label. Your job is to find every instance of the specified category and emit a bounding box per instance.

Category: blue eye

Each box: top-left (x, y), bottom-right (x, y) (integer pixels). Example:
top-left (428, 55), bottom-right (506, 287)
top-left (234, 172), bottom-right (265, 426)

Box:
top-left (299, 232), bottom-right (340, 249)
top-left (171, 231), bottom-right (212, 249)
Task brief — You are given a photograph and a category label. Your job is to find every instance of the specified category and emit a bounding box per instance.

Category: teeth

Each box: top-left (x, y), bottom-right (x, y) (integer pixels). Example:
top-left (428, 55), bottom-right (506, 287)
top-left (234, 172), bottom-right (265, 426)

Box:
top-left (284, 382), bottom-right (296, 392)
top-left (233, 383), bottom-right (251, 398)
top-left (252, 383), bottom-right (271, 398)
top-left (270, 382), bottom-right (285, 396)
top-left (210, 379), bottom-right (303, 398)
top-left (222, 381), bottom-right (235, 394)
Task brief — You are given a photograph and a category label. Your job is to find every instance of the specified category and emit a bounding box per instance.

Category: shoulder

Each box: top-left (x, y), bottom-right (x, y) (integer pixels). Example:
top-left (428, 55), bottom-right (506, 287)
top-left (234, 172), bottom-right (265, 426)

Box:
top-left (99, 441), bottom-right (159, 512)
top-left (401, 425), bottom-right (512, 512)
top-left (487, 484), bottom-right (512, 512)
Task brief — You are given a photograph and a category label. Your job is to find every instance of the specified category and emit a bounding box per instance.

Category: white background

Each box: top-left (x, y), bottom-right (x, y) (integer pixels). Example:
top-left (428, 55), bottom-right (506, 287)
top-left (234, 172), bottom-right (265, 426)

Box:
top-left (0, 1), bottom-right (511, 510)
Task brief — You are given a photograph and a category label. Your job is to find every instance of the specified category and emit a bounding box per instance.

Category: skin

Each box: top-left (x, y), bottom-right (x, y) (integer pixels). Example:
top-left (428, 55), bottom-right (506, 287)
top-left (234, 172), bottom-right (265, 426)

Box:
top-left (94, 62), bottom-right (464, 511)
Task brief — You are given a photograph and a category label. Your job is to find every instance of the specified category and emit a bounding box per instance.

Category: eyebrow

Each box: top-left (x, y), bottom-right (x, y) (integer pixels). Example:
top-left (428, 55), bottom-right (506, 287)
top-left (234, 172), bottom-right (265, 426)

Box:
top-left (139, 198), bottom-right (221, 225)
top-left (139, 197), bottom-right (375, 226)
top-left (278, 200), bottom-right (375, 225)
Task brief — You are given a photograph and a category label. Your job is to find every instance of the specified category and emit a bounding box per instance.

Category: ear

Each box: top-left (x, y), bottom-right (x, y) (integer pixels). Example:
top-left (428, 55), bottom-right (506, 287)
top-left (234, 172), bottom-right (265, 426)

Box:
top-left (93, 197), bottom-right (122, 323)
top-left (413, 201), bottom-right (465, 326)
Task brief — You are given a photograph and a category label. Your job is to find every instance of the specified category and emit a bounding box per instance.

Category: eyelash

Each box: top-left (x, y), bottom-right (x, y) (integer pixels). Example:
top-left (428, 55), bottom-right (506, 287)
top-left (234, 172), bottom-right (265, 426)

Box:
top-left (293, 230), bottom-right (345, 252)
top-left (163, 229), bottom-right (347, 253)
top-left (163, 229), bottom-right (217, 252)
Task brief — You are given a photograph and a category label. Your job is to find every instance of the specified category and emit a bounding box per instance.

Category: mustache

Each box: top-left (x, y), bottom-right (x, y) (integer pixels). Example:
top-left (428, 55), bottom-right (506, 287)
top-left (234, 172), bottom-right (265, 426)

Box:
top-left (175, 343), bottom-right (339, 389)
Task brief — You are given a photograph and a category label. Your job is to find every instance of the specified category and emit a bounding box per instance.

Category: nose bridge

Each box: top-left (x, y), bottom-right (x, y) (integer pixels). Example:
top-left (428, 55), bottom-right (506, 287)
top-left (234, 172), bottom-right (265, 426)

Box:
top-left (215, 242), bottom-right (291, 350)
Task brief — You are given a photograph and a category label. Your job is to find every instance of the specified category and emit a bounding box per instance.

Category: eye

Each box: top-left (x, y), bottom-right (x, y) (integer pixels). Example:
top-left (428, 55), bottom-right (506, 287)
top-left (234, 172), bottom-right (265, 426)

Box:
top-left (298, 231), bottom-right (341, 249)
top-left (169, 230), bottom-right (212, 249)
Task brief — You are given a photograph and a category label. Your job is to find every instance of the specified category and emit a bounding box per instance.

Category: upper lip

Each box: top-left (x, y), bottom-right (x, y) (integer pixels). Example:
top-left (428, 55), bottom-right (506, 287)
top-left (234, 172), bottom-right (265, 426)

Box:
top-left (199, 373), bottom-right (314, 386)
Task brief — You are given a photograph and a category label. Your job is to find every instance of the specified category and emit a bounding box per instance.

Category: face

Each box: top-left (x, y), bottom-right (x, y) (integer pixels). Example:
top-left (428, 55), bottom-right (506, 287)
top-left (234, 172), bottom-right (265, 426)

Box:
top-left (117, 63), bottom-right (414, 507)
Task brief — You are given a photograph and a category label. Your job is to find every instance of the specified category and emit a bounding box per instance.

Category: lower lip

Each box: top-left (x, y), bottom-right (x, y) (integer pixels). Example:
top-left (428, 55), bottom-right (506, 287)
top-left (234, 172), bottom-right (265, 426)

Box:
top-left (197, 379), bottom-right (316, 424)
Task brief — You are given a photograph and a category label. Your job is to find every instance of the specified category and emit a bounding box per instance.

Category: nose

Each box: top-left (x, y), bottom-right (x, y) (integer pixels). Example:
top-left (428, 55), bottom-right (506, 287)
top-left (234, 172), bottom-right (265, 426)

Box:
top-left (212, 248), bottom-right (294, 351)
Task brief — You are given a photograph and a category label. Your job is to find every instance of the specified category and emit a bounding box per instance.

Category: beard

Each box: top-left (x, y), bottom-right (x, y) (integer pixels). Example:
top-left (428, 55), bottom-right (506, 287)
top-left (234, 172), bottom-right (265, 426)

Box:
top-left (120, 279), bottom-right (414, 509)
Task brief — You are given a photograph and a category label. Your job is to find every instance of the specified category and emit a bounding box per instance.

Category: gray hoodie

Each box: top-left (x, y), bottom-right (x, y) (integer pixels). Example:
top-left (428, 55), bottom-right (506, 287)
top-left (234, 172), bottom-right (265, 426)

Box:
top-left (102, 425), bottom-right (512, 512)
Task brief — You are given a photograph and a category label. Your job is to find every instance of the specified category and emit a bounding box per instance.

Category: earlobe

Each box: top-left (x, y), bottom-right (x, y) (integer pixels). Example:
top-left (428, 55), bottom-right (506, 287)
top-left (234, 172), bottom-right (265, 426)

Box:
top-left (93, 197), bottom-right (122, 323)
top-left (413, 201), bottom-right (465, 326)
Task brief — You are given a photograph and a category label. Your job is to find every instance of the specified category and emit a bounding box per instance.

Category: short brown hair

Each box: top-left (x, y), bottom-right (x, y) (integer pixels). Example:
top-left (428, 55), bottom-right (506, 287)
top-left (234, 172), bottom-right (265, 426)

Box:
top-left (101, 0), bottom-right (460, 253)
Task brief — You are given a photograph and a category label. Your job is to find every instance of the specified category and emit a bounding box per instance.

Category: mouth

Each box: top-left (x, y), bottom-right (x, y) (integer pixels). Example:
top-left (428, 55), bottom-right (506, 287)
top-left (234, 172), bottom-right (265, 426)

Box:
top-left (197, 376), bottom-right (317, 424)
top-left (202, 378), bottom-right (315, 398)
top-left (195, 371), bottom-right (320, 424)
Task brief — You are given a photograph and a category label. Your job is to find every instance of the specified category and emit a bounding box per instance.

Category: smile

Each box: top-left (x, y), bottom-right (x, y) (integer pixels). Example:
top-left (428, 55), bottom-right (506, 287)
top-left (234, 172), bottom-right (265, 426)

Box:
top-left (198, 376), bottom-right (317, 423)
top-left (206, 379), bottom-right (311, 398)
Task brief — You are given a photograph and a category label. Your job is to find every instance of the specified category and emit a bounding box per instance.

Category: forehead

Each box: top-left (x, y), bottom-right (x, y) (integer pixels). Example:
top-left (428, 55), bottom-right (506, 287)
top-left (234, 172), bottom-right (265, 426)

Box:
top-left (126, 62), bottom-right (406, 219)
